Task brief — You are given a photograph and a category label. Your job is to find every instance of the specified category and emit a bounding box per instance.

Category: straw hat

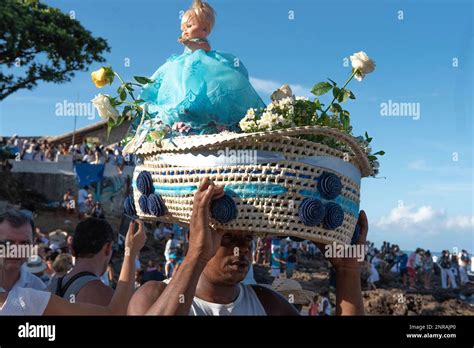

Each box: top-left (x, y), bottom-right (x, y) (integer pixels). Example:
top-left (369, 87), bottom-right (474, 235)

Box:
top-left (263, 278), bottom-right (316, 305)
top-left (24, 255), bottom-right (47, 274)
top-left (48, 229), bottom-right (68, 243)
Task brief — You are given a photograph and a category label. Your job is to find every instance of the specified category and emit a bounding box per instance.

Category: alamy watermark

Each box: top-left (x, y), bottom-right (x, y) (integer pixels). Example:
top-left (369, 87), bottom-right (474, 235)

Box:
top-left (216, 147), bottom-right (258, 165)
top-left (324, 242), bottom-right (367, 262)
top-left (0, 243), bottom-right (38, 259)
top-left (18, 322), bottom-right (56, 342)
top-left (380, 99), bottom-right (421, 120)
top-left (55, 99), bottom-right (96, 120)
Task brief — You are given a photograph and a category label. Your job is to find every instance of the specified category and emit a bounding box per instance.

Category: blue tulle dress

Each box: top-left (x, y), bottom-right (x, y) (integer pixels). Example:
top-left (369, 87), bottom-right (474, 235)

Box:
top-left (138, 39), bottom-right (266, 134)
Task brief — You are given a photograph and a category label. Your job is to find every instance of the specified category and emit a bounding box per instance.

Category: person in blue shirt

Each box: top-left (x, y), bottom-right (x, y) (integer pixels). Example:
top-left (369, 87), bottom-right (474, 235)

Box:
top-left (396, 251), bottom-right (408, 287)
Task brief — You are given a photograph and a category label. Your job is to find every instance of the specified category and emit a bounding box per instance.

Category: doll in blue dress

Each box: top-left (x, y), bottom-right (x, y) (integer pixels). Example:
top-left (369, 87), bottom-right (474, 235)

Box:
top-left (138, 0), bottom-right (265, 136)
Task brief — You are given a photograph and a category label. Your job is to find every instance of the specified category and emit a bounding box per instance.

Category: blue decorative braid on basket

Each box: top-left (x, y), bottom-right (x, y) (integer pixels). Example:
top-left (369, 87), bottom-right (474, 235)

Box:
top-left (211, 194), bottom-right (238, 223)
top-left (124, 195), bottom-right (137, 217)
top-left (147, 193), bottom-right (166, 217)
top-left (138, 194), bottom-right (150, 214)
top-left (323, 202), bottom-right (345, 230)
top-left (137, 171), bottom-right (154, 195)
top-left (298, 198), bottom-right (326, 227)
top-left (317, 171), bottom-right (343, 200)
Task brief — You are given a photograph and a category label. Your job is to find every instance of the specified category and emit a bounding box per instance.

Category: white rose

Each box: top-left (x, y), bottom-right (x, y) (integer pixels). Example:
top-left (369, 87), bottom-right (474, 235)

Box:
top-left (350, 51), bottom-right (376, 81)
top-left (91, 94), bottom-right (120, 121)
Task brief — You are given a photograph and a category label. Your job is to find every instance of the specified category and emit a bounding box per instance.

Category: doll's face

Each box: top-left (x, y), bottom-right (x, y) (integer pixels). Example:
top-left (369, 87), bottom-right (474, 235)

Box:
top-left (182, 16), bottom-right (209, 40)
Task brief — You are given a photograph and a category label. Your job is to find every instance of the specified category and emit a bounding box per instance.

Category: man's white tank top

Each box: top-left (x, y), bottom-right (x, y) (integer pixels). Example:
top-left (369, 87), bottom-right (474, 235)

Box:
top-left (189, 283), bottom-right (267, 316)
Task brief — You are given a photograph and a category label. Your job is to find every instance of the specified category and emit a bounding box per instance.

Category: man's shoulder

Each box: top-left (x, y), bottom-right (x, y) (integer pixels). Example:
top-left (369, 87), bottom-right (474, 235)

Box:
top-left (250, 284), bottom-right (300, 316)
top-left (76, 279), bottom-right (114, 306)
top-left (128, 280), bottom-right (168, 315)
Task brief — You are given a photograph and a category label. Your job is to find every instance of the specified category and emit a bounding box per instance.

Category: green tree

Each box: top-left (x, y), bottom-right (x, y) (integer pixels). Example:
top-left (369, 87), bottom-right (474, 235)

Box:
top-left (0, 0), bottom-right (110, 100)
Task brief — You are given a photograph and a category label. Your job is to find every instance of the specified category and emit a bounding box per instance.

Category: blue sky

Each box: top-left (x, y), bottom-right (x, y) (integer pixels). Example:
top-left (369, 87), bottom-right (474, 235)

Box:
top-left (1, 0), bottom-right (472, 252)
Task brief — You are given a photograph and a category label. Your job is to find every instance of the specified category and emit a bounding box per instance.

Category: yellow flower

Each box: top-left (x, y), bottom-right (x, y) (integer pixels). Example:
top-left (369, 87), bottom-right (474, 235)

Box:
top-left (91, 67), bottom-right (114, 88)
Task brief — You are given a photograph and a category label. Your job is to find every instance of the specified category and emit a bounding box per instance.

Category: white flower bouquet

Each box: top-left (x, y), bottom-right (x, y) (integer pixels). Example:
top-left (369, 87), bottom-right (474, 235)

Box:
top-left (239, 51), bottom-right (383, 176)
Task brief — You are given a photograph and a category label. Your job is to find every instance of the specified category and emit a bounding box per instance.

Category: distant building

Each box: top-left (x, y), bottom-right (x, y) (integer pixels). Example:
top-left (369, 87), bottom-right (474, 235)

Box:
top-left (46, 119), bottom-right (131, 148)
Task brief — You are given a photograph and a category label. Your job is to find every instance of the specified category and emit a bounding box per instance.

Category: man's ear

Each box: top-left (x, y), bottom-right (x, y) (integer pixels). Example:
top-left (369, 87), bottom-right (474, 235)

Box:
top-left (104, 241), bottom-right (113, 256)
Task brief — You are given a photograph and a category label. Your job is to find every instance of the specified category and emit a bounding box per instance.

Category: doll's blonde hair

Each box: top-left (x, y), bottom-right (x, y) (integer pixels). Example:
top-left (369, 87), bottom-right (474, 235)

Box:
top-left (181, 0), bottom-right (216, 32)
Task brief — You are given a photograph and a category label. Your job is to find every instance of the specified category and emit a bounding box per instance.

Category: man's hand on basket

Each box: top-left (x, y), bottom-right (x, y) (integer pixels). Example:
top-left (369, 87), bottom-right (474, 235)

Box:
top-left (187, 177), bottom-right (225, 265)
top-left (315, 210), bottom-right (369, 271)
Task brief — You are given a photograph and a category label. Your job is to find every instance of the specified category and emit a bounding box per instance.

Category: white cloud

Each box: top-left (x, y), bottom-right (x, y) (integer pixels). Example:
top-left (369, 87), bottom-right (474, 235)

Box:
top-left (376, 205), bottom-right (443, 229)
top-left (445, 215), bottom-right (474, 229)
top-left (373, 204), bottom-right (474, 250)
top-left (375, 204), bottom-right (473, 232)
top-left (249, 77), bottom-right (312, 98)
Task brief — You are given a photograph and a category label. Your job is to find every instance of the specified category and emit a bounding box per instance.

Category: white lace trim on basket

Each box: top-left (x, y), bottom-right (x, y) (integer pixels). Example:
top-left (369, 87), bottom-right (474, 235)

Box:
top-left (157, 150), bottom-right (361, 184)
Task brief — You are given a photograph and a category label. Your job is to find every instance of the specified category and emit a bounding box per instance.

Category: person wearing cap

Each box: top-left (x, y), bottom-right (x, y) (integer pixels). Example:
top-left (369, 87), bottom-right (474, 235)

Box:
top-left (48, 229), bottom-right (68, 252)
top-left (23, 255), bottom-right (50, 286)
top-left (128, 178), bottom-right (368, 316)
top-left (0, 211), bottom-right (46, 291)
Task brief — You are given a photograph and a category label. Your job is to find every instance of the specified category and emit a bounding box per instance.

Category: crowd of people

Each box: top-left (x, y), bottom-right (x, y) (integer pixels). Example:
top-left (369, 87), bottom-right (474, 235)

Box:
top-left (60, 186), bottom-right (105, 219)
top-left (2, 179), bottom-right (469, 317)
top-left (253, 236), bottom-right (318, 280)
top-left (0, 135), bottom-right (132, 174)
top-left (363, 241), bottom-right (471, 291)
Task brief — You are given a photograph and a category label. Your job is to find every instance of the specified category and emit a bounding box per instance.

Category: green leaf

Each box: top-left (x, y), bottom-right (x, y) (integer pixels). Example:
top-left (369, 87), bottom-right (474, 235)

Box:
top-left (124, 83), bottom-right (134, 92)
top-left (368, 155), bottom-right (377, 161)
top-left (342, 115), bottom-right (350, 130)
top-left (115, 115), bottom-right (125, 127)
top-left (313, 98), bottom-right (321, 109)
top-left (365, 131), bottom-right (373, 143)
top-left (331, 103), bottom-right (342, 113)
top-left (134, 76), bottom-right (153, 84)
top-left (122, 105), bottom-right (132, 118)
top-left (134, 99), bottom-right (145, 104)
top-left (327, 78), bottom-right (337, 86)
top-left (332, 87), bottom-right (341, 99)
top-left (311, 82), bottom-right (333, 96)
top-left (107, 119), bottom-right (115, 139)
top-left (347, 89), bottom-right (356, 99)
top-left (373, 151), bottom-right (385, 156)
top-left (118, 86), bottom-right (126, 101)
top-left (338, 89), bottom-right (349, 103)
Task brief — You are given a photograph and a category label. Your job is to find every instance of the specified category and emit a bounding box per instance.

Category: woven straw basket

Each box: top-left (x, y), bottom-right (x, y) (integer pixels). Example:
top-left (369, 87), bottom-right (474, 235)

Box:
top-left (126, 126), bottom-right (371, 245)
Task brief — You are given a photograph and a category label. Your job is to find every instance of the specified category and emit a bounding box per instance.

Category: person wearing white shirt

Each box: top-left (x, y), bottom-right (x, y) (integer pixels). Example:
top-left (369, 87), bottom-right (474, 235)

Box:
top-left (0, 219), bottom-right (147, 316)
top-left (0, 211), bottom-right (45, 293)
top-left (164, 234), bottom-right (177, 262)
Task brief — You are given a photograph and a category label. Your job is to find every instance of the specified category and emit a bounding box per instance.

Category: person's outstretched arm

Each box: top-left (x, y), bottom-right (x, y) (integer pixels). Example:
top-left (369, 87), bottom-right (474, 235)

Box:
top-left (316, 210), bottom-right (368, 315)
top-left (44, 220), bottom-right (146, 315)
top-left (143, 178), bottom-right (224, 315)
